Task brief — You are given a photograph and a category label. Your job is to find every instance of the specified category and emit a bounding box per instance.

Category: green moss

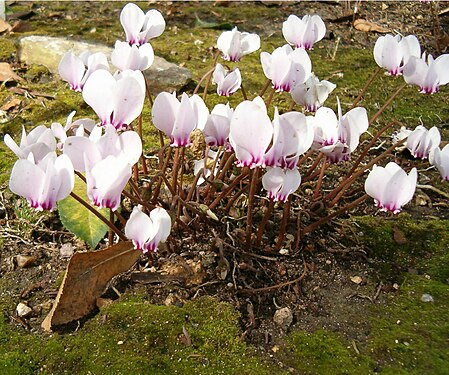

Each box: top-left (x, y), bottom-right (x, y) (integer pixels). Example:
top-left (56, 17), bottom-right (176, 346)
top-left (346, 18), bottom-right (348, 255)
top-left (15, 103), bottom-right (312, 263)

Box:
top-left (347, 215), bottom-right (449, 282)
top-left (0, 37), bottom-right (16, 61)
top-left (0, 297), bottom-right (278, 374)
top-left (282, 330), bottom-right (374, 374)
top-left (369, 275), bottom-right (449, 375)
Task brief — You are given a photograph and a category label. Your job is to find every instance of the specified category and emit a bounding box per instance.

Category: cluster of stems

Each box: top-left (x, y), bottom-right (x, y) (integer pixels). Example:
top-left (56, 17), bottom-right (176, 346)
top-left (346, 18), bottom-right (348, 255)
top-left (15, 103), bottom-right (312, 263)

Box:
top-left (75, 62), bottom-right (408, 252)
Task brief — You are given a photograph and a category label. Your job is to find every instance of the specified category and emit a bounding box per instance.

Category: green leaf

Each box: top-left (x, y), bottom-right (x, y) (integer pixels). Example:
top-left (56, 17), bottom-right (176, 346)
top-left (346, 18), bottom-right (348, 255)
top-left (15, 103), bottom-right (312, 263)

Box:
top-left (57, 175), bottom-right (109, 249)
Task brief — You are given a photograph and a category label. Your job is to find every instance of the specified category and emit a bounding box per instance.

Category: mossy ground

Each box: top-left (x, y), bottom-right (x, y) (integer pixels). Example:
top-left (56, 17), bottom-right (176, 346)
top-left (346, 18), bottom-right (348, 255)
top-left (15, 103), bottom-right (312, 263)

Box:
top-left (1, 2), bottom-right (449, 374)
top-left (0, 296), bottom-right (279, 374)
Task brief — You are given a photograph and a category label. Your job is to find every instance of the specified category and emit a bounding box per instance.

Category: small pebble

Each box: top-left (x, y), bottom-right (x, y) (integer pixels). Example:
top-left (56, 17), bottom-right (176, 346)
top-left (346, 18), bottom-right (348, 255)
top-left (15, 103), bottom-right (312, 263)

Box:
top-left (117, 341), bottom-right (124, 345)
top-left (273, 307), bottom-right (293, 329)
top-left (16, 255), bottom-right (37, 268)
top-left (420, 293), bottom-right (434, 303)
top-left (16, 302), bottom-right (33, 318)
top-left (59, 243), bottom-right (75, 258)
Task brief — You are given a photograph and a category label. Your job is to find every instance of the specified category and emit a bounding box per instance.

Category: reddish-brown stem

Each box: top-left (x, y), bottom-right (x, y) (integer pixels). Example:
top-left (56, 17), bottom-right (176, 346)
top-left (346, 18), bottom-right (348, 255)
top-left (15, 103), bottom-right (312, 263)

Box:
top-left (202, 50), bottom-right (221, 101)
top-left (108, 209), bottom-right (114, 245)
top-left (297, 149), bottom-right (314, 168)
top-left (240, 82), bottom-right (248, 101)
top-left (246, 168), bottom-right (260, 249)
top-left (313, 158), bottom-right (327, 200)
top-left (255, 200), bottom-right (275, 248)
top-left (265, 87), bottom-right (276, 108)
top-left (302, 194), bottom-right (368, 235)
top-left (225, 186), bottom-right (246, 213)
top-left (303, 152), bottom-right (323, 180)
top-left (178, 147), bottom-right (186, 199)
top-left (275, 197), bottom-right (291, 251)
top-left (369, 82), bottom-right (407, 126)
top-left (185, 171), bottom-right (203, 203)
top-left (159, 130), bottom-right (165, 149)
top-left (258, 79), bottom-right (271, 98)
top-left (194, 66), bottom-right (216, 95)
top-left (209, 168), bottom-right (250, 210)
top-left (345, 121), bottom-right (401, 179)
top-left (351, 67), bottom-right (382, 109)
top-left (152, 147), bottom-right (173, 204)
top-left (326, 139), bottom-right (406, 206)
top-left (70, 192), bottom-right (126, 241)
top-left (171, 147), bottom-right (181, 195)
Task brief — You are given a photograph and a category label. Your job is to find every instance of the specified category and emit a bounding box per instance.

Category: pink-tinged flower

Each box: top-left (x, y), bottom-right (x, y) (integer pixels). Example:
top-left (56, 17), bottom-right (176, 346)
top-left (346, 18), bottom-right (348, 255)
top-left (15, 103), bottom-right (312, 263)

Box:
top-left (430, 144), bottom-right (449, 181)
top-left (51, 111), bottom-right (97, 149)
top-left (58, 51), bottom-right (109, 92)
top-left (82, 69), bottom-right (145, 130)
top-left (310, 99), bottom-right (369, 163)
top-left (152, 92), bottom-right (209, 147)
top-left (264, 108), bottom-right (314, 169)
top-left (125, 206), bottom-right (171, 253)
top-left (194, 149), bottom-right (221, 185)
top-left (406, 125), bottom-right (440, 159)
top-left (282, 14), bottom-right (326, 50)
top-left (85, 154), bottom-right (132, 211)
top-left (4, 125), bottom-right (56, 163)
top-left (229, 97), bottom-right (272, 168)
top-left (365, 162), bottom-right (417, 214)
top-left (217, 27), bottom-right (260, 62)
top-left (9, 152), bottom-right (74, 211)
top-left (203, 103), bottom-right (234, 147)
top-left (373, 34), bottom-right (420, 76)
top-left (403, 52), bottom-right (449, 94)
top-left (212, 64), bottom-right (241, 97)
top-left (63, 124), bottom-right (142, 172)
top-left (260, 44), bottom-right (312, 92)
top-left (291, 73), bottom-right (336, 112)
top-left (120, 3), bottom-right (165, 46)
top-left (111, 40), bottom-right (154, 71)
top-left (262, 167), bottom-right (301, 202)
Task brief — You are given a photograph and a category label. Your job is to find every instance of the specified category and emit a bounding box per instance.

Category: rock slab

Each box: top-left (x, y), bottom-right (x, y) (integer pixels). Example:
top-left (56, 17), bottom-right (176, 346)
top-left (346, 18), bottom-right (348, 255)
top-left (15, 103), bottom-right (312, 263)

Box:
top-left (18, 35), bottom-right (191, 94)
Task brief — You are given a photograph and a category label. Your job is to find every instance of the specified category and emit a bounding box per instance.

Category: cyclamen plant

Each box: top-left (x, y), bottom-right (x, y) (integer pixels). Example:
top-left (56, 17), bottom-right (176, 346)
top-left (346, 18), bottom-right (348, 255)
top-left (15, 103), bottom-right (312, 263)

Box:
top-left (5, 2), bottom-right (449, 265)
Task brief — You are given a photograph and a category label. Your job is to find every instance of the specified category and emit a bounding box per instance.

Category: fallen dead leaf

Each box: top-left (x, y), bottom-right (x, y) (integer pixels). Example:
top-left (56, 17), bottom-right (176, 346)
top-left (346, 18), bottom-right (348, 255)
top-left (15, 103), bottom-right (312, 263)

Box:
top-left (353, 18), bottom-right (390, 33)
top-left (0, 18), bottom-right (12, 33)
top-left (41, 241), bottom-right (140, 331)
top-left (0, 62), bottom-right (23, 82)
top-left (0, 98), bottom-right (22, 111)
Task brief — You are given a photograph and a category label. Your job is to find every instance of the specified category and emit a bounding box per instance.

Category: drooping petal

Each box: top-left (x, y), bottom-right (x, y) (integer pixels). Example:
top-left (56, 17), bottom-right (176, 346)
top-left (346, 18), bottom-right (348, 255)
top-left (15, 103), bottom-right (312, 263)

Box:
top-left (82, 69), bottom-right (116, 125)
top-left (120, 3), bottom-right (145, 45)
top-left (9, 157), bottom-right (45, 209)
top-left (229, 100), bottom-right (273, 168)
top-left (171, 93), bottom-right (197, 147)
top-left (58, 52), bottom-right (86, 91)
top-left (152, 91), bottom-right (179, 137)
top-left (111, 72), bottom-right (146, 129)
top-left (125, 206), bottom-right (156, 250)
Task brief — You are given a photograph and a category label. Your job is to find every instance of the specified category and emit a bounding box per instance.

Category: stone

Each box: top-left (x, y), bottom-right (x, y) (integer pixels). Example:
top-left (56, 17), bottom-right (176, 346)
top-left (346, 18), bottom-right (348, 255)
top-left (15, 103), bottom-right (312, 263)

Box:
top-left (273, 307), bottom-right (293, 329)
top-left (18, 35), bottom-right (191, 94)
top-left (16, 254), bottom-right (37, 268)
top-left (59, 243), bottom-right (75, 258)
top-left (16, 302), bottom-right (33, 318)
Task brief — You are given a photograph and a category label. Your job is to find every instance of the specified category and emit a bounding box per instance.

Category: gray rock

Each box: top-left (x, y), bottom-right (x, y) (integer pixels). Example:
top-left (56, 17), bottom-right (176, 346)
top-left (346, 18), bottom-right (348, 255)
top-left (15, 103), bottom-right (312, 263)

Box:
top-left (273, 307), bottom-right (293, 330)
top-left (16, 302), bottom-right (33, 318)
top-left (17, 35), bottom-right (191, 94)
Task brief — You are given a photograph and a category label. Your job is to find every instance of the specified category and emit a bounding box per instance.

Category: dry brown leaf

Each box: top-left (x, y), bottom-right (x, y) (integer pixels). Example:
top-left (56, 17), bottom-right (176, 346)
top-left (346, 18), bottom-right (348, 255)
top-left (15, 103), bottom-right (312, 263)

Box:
top-left (353, 19), bottom-right (390, 33)
top-left (0, 62), bottom-right (23, 82)
top-left (0, 98), bottom-right (22, 111)
top-left (10, 20), bottom-right (31, 33)
top-left (41, 241), bottom-right (140, 331)
top-left (0, 18), bottom-right (12, 34)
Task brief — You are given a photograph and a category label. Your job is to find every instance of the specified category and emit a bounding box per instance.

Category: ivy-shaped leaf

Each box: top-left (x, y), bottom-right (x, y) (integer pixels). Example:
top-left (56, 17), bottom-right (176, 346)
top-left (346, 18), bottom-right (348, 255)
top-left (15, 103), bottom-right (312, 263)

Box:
top-left (57, 175), bottom-right (109, 248)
